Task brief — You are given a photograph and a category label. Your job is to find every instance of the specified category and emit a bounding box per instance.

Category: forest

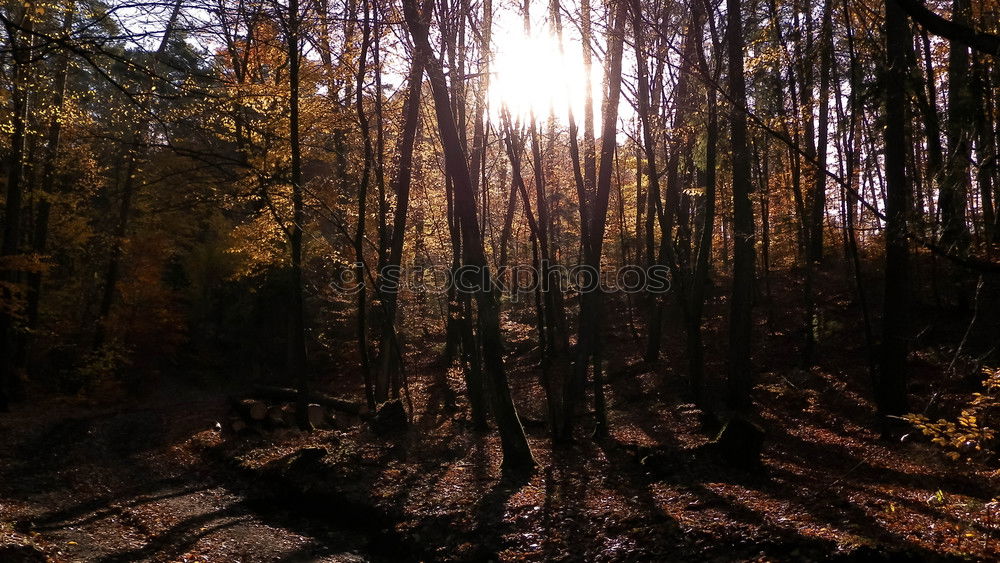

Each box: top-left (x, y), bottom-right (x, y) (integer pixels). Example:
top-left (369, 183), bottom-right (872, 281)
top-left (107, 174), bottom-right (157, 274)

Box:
top-left (1, 0), bottom-right (1000, 558)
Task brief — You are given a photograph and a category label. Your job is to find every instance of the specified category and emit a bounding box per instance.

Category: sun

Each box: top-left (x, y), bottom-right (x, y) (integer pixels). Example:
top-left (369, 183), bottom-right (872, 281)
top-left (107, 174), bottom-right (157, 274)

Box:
top-left (488, 12), bottom-right (592, 123)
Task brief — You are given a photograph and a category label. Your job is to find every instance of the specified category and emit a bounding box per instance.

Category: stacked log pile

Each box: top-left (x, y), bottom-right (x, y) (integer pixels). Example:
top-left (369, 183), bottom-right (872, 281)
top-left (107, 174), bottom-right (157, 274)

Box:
top-left (225, 386), bottom-right (368, 434)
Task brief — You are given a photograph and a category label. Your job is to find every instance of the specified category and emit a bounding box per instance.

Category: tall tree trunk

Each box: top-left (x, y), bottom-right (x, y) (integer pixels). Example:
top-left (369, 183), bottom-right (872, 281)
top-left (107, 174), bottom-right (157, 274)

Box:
top-left (356, 0), bottom-right (376, 407)
top-left (550, 0), bottom-right (589, 251)
top-left (918, 29), bottom-right (944, 235)
top-left (90, 0), bottom-right (183, 351)
top-left (628, 0), bottom-right (665, 364)
top-left (794, 0), bottom-right (817, 260)
top-left (580, 0), bottom-right (597, 256)
top-left (376, 53), bottom-right (426, 410)
top-left (725, 0), bottom-right (756, 414)
top-left (878, 0), bottom-right (911, 417)
top-left (642, 4), bottom-right (698, 363)
top-left (498, 167), bottom-right (519, 274)
top-left (841, 0), bottom-right (878, 380)
top-left (808, 0), bottom-right (833, 262)
top-left (766, 0), bottom-right (807, 257)
top-left (17, 5), bottom-right (75, 377)
top-left (0, 2), bottom-right (35, 410)
top-left (802, 0), bottom-right (834, 366)
top-left (287, 0), bottom-right (310, 427)
top-left (973, 54), bottom-right (997, 242)
top-left (687, 0), bottom-right (718, 413)
top-left (501, 117), bottom-right (542, 339)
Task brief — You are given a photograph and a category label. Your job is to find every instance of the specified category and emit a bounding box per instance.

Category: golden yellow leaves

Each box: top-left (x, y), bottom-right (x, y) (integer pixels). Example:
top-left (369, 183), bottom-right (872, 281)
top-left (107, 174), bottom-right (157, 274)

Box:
top-left (904, 366), bottom-right (1000, 462)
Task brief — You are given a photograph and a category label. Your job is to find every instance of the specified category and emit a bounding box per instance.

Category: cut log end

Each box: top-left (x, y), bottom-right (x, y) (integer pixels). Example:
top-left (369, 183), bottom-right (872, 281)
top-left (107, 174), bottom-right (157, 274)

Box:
top-left (307, 403), bottom-right (326, 427)
top-left (237, 399), bottom-right (267, 421)
top-left (267, 405), bottom-right (288, 426)
top-left (230, 417), bottom-right (247, 433)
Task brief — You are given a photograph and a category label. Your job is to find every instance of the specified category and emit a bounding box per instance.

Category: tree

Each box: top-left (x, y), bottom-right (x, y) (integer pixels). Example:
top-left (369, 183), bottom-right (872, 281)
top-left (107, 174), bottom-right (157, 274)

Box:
top-left (878, 0), bottom-right (912, 418)
top-left (686, 0), bottom-right (720, 413)
top-left (18, 3), bottom-right (76, 378)
top-left (725, 0), bottom-right (756, 414)
top-left (0, 0), bottom-right (36, 410)
top-left (938, 0), bottom-right (972, 253)
top-left (285, 0), bottom-right (310, 426)
top-left (402, 0), bottom-right (535, 472)
top-left (562, 0), bottom-right (628, 440)
top-left (375, 52), bottom-right (426, 411)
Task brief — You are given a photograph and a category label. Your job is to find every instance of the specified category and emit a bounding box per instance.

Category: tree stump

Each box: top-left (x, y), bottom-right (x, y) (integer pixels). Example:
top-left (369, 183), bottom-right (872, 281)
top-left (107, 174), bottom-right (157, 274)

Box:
top-left (710, 416), bottom-right (765, 470)
top-left (372, 399), bottom-right (407, 433)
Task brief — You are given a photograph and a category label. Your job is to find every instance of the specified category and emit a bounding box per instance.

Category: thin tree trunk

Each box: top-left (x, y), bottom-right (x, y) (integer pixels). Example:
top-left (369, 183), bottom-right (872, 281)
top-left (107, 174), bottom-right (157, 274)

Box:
top-left (918, 29), bottom-right (943, 234)
top-left (377, 53), bottom-right (425, 409)
top-left (841, 0), bottom-right (878, 379)
top-left (288, 0), bottom-right (310, 427)
top-left (973, 54), bottom-right (997, 242)
top-left (687, 0), bottom-right (718, 413)
top-left (90, 0), bottom-right (183, 351)
top-left (629, 0), bottom-right (665, 363)
top-left (355, 0), bottom-right (378, 408)
top-left (808, 0), bottom-right (833, 263)
top-left (562, 0), bottom-right (627, 441)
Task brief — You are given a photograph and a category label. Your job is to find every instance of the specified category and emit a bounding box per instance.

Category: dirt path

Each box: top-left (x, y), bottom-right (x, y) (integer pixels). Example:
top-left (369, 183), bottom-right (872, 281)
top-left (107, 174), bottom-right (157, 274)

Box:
top-left (0, 397), bottom-right (371, 562)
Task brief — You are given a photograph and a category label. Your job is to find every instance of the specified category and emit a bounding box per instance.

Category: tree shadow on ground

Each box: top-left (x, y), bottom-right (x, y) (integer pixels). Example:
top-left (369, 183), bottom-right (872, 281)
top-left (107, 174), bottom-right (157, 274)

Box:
top-left (17, 478), bottom-right (206, 532)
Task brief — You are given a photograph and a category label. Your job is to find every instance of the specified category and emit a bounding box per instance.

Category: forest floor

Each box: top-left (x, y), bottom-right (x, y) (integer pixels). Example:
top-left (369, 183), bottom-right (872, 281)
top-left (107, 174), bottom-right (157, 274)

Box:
top-left (2, 265), bottom-right (1000, 561)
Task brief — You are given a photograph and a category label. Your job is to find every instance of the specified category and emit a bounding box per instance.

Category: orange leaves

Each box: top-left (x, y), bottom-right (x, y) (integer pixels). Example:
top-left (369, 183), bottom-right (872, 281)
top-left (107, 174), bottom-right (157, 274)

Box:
top-left (0, 252), bottom-right (51, 275)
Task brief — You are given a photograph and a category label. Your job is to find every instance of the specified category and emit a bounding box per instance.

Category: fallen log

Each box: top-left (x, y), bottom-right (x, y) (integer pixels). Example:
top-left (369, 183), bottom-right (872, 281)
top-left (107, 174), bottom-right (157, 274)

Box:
top-left (247, 385), bottom-right (368, 417)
